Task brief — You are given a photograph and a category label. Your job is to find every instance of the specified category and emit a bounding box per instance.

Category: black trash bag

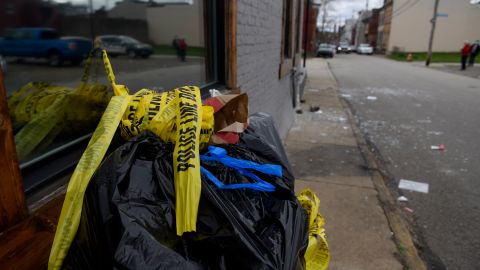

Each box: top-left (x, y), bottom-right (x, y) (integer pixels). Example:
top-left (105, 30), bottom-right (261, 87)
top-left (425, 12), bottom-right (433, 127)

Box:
top-left (63, 132), bottom-right (308, 270)
top-left (240, 112), bottom-right (294, 189)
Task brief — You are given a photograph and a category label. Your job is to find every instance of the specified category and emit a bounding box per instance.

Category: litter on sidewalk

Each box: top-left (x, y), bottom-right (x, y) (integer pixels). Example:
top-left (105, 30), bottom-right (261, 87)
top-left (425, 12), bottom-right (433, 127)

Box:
top-left (310, 105), bottom-right (321, 112)
top-left (397, 196), bottom-right (409, 202)
top-left (430, 144), bottom-right (445, 150)
top-left (398, 179), bottom-right (429, 194)
top-left (367, 96), bottom-right (377, 100)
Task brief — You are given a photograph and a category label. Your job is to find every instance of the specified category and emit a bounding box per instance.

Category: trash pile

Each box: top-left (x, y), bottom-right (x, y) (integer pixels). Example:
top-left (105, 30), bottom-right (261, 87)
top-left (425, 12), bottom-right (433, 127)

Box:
top-left (16, 51), bottom-right (331, 270)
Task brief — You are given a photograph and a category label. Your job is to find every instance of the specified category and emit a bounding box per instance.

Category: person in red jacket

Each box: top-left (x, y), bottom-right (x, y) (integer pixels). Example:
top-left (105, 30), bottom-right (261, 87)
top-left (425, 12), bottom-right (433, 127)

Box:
top-left (461, 41), bottom-right (471, 70)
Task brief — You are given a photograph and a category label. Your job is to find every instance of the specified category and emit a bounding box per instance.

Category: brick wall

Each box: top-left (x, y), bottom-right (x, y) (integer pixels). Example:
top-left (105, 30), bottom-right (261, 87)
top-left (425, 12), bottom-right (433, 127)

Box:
top-left (237, 0), bottom-right (302, 139)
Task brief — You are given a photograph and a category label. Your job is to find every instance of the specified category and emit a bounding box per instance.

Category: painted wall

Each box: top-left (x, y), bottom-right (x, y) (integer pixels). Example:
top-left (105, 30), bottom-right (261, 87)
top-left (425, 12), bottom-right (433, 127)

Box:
top-left (389, 0), bottom-right (480, 52)
top-left (146, 1), bottom-right (204, 46)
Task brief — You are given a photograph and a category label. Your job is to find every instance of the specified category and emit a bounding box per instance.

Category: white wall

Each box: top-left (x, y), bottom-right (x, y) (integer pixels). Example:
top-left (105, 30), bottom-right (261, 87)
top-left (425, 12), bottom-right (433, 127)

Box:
top-left (389, 0), bottom-right (480, 52)
top-left (146, 0), bottom-right (204, 47)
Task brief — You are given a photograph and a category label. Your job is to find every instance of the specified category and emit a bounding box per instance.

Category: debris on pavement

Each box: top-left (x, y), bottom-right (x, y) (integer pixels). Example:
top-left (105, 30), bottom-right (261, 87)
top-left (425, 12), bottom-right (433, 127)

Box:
top-left (404, 207), bottom-right (414, 213)
top-left (399, 179), bottom-right (429, 194)
top-left (310, 105), bottom-right (321, 112)
top-left (427, 131), bottom-right (443, 136)
top-left (430, 144), bottom-right (445, 150)
top-left (341, 94), bottom-right (352, 98)
top-left (315, 110), bottom-right (323, 114)
top-left (417, 119), bottom-right (432, 124)
top-left (367, 96), bottom-right (377, 100)
top-left (397, 196), bottom-right (409, 202)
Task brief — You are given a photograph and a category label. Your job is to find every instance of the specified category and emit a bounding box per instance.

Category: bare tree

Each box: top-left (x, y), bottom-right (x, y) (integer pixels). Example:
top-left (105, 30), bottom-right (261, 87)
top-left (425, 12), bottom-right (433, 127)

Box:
top-left (320, 0), bottom-right (336, 34)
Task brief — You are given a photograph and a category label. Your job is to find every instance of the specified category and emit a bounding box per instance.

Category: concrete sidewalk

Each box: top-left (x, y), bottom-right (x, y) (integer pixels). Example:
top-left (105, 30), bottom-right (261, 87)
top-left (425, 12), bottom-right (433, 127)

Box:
top-left (285, 58), bottom-right (403, 270)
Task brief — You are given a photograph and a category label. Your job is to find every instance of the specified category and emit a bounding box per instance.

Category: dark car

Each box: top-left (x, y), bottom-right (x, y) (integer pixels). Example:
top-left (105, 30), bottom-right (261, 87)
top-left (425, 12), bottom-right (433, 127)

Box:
top-left (0, 28), bottom-right (92, 66)
top-left (337, 41), bottom-right (352, 53)
top-left (95, 35), bottom-right (153, 59)
top-left (317, 43), bottom-right (335, 58)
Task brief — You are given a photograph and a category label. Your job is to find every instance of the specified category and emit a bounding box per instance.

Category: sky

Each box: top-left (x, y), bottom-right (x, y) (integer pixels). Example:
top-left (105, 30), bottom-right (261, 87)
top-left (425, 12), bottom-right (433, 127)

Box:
top-left (317, 0), bottom-right (384, 26)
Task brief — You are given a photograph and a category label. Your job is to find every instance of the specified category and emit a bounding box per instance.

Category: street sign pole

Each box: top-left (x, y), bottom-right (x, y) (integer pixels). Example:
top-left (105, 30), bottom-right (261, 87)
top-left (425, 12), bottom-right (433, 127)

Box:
top-left (426, 0), bottom-right (440, 66)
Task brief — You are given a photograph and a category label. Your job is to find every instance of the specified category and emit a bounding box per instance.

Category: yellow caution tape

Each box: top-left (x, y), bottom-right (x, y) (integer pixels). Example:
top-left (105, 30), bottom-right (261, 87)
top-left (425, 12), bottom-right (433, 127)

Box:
top-left (48, 50), bottom-right (214, 269)
top-left (297, 188), bottom-right (330, 270)
top-left (7, 52), bottom-right (111, 160)
top-left (174, 86), bottom-right (203, 235)
top-left (48, 95), bottom-right (131, 270)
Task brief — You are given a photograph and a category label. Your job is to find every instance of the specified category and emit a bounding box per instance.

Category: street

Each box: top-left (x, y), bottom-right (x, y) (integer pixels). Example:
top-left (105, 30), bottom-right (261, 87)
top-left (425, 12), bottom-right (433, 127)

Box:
top-left (328, 54), bottom-right (480, 270)
top-left (3, 55), bottom-right (206, 95)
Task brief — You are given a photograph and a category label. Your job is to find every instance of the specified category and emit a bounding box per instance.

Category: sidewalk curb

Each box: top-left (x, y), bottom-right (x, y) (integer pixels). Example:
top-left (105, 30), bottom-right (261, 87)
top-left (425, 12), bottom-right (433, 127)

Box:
top-left (326, 62), bottom-right (428, 270)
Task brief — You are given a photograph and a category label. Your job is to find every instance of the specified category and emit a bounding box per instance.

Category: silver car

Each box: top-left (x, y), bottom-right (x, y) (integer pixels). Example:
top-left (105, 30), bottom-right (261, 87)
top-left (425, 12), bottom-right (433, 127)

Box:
top-left (356, 44), bottom-right (374, 55)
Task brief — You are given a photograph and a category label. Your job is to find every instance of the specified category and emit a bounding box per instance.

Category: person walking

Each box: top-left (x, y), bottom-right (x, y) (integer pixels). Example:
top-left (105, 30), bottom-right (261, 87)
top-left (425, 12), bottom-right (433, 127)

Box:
top-left (461, 41), bottom-right (471, 71)
top-left (172, 36), bottom-right (180, 59)
top-left (178, 38), bottom-right (187, 62)
top-left (468, 40), bottom-right (479, 67)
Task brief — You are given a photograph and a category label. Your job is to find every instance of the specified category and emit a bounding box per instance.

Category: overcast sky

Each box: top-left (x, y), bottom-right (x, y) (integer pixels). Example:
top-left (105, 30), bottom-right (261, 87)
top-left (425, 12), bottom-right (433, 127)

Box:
top-left (318, 0), bottom-right (384, 25)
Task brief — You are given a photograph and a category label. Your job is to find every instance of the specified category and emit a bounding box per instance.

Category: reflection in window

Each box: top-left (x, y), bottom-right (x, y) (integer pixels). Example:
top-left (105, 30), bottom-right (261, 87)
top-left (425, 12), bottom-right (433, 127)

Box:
top-left (0, 0), bottom-right (216, 193)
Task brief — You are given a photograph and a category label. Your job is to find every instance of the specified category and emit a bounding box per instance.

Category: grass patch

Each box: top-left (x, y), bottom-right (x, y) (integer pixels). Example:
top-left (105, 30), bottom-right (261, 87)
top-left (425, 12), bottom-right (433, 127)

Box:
top-left (153, 44), bottom-right (205, 57)
top-left (389, 52), bottom-right (461, 63)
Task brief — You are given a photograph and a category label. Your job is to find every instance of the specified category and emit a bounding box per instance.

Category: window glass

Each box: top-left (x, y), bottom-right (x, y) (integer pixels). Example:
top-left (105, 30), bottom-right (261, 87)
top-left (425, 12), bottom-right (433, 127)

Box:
top-left (0, 0), bottom-right (218, 193)
top-left (40, 30), bottom-right (59, 40)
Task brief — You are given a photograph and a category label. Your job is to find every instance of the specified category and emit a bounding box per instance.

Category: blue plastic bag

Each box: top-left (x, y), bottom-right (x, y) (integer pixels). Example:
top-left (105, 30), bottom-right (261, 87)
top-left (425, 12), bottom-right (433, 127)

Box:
top-left (200, 146), bottom-right (280, 192)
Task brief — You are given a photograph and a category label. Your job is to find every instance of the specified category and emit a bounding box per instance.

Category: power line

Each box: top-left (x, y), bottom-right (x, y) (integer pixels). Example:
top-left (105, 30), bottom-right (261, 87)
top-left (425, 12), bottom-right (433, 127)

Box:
top-left (392, 0), bottom-right (421, 18)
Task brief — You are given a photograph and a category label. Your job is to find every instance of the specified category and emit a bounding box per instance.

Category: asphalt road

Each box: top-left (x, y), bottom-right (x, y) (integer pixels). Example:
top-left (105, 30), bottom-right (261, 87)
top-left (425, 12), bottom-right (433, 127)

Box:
top-left (328, 54), bottom-right (480, 270)
top-left (3, 55), bottom-right (206, 95)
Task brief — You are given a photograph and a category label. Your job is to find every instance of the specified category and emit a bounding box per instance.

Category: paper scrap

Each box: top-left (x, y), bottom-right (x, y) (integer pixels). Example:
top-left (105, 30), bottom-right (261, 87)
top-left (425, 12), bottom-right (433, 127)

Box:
top-left (404, 207), bottom-right (414, 213)
top-left (397, 196), bottom-right (408, 202)
top-left (341, 94), bottom-right (352, 98)
top-left (367, 96), bottom-right (377, 100)
top-left (430, 144), bottom-right (445, 150)
top-left (399, 179), bottom-right (429, 193)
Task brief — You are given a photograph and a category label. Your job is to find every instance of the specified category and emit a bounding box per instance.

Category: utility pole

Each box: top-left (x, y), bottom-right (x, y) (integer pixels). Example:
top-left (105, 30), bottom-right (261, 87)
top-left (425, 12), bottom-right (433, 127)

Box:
top-left (303, 0), bottom-right (311, 67)
top-left (426, 0), bottom-right (440, 66)
top-left (365, 0), bottom-right (369, 11)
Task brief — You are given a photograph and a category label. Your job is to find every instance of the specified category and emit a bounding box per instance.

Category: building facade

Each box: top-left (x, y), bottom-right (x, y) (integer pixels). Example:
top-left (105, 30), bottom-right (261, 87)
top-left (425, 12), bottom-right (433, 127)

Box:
top-left (342, 19), bottom-right (355, 44)
top-left (354, 10), bottom-right (371, 46)
top-left (367, 8), bottom-right (380, 48)
top-left (376, 0), bottom-right (393, 52)
top-left (386, 0), bottom-right (480, 52)
top-left (237, 0), bottom-right (306, 137)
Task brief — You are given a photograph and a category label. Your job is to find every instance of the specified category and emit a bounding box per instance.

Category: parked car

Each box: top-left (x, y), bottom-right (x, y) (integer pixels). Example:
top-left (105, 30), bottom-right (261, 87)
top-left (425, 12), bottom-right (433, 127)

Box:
top-left (337, 42), bottom-right (352, 53)
top-left (356, 43), bottom-right (374, 55)
top-left (0, 28), bottom-right (92, 66)
top-left (95, 35), bottom-right (153, 59)
top-left (317, 43), bottom-right (335, 58)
